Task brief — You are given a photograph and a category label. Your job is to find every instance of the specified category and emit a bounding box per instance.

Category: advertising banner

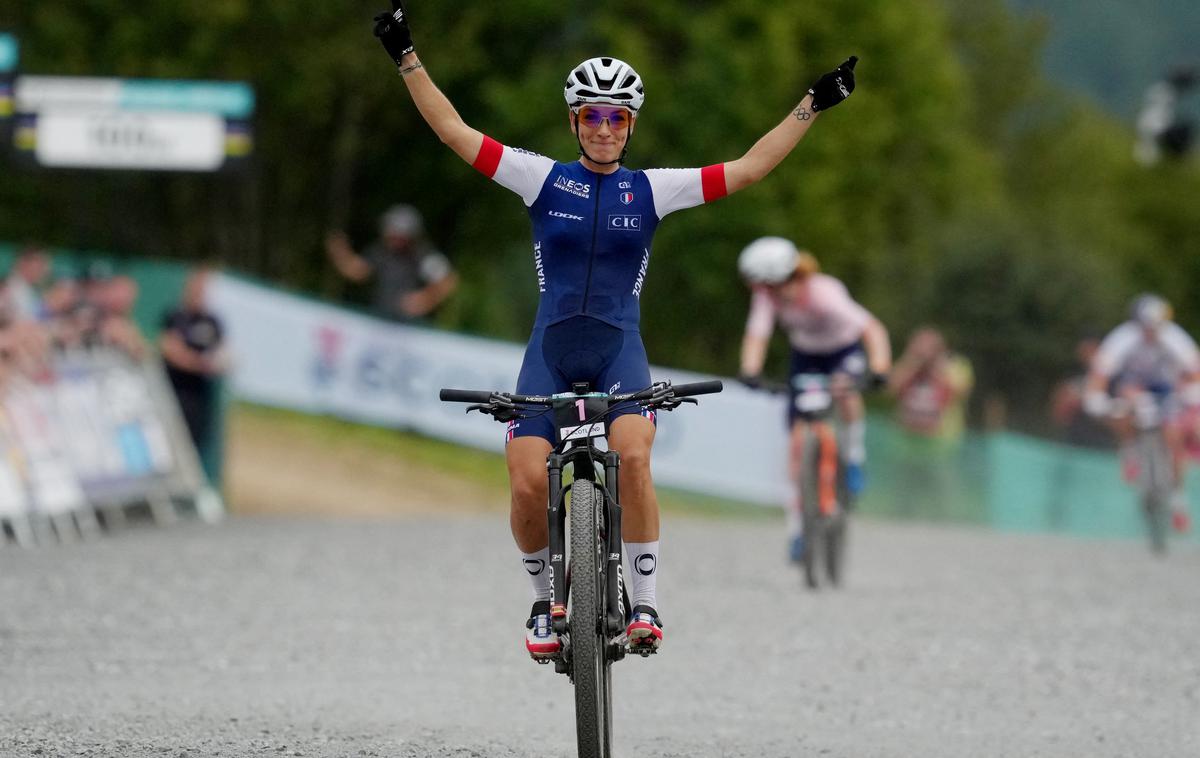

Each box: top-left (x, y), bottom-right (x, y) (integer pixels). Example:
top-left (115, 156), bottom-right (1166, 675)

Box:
top-left (12, 75), bottom-right (254, 171)
top-left (207, 275), bottom-right (793, 505)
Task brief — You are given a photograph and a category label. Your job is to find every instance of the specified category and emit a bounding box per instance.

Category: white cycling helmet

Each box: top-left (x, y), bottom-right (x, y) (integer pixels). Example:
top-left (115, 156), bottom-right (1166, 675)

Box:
top-left (738, 237), bottom-right (813, 285)
top-left (564, 57), bottom-right (645, 114)
top-left (1130, 293), bottom-right (1172, 329)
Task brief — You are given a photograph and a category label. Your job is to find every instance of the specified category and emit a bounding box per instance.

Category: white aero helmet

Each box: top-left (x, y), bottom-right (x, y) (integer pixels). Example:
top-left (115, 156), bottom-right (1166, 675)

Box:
top-left (564, 57), bottom-right (645, 114)
top-left (1130, 293), bottom-right (1172, 329)
top-left (738, 237), bottom-right (815, 285)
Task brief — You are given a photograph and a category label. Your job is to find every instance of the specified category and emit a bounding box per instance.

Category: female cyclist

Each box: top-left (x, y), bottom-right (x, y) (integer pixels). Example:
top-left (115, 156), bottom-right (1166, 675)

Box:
top-left (373, 1), bottom-right (858, 658)
top-left (736, 237), bottom-right (891, 562)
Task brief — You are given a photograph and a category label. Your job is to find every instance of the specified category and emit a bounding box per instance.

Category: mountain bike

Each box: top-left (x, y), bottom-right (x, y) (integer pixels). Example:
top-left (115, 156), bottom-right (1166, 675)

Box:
top-left (790, 372), bottom-right (859, 589)
top-left (440, 378), bottom-right (722, 758)
top-left (752, 372), bottom-right (879, 589)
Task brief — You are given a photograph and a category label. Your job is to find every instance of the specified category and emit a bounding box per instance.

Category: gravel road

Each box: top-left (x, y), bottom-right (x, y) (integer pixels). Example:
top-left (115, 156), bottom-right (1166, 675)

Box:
top-left (2, 514), bottom-right (1198, 757)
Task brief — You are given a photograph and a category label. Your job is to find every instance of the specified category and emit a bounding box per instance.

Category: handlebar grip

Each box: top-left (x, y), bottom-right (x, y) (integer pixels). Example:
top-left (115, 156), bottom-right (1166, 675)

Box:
top-left (439, 388), bottom-right (495, 403)
top-left (672, 380), bottom-right (724, 397)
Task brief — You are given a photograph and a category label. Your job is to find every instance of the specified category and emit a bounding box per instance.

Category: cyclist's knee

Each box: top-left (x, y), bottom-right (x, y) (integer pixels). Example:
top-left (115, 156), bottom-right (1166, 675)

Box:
top-left (510, 472), bottom-right (546, 512)
top-left (507, 437), bottom-right (551, 510)
top-left (609, 415), bottom-right (654, 471)
top-left (619, 441), bottom-right (652, 472)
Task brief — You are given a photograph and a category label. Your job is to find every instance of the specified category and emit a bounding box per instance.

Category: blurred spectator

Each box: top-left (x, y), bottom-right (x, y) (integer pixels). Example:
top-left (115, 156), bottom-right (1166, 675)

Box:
top-left (5, 243), bottom-right (53, 322)
top-left (1049, 336), bottom-right (1113, 450)
top-left (159, 267), bottom-right (228, 483)
top-left (325, 204), bottom-right (458, 321)
top-left (1135, 65), bottom-right (1197, 165)
top-left (886, 327), bottom-right (975, 519)
top-left (0, 293), bottom-right (51, 380)
top-left (889, 327), bottom-right (974, 441)
top-left (48, 265), bottom-right (147, 359)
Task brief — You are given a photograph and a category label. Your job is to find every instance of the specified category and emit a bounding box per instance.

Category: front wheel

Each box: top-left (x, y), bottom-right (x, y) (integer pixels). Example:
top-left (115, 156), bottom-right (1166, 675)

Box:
top-left (799, 434), bottom-right (823, 589)
top-left (569, 480), bottom-right (612, 757)
top-left (1139, 431), bottom-right (1171, 556)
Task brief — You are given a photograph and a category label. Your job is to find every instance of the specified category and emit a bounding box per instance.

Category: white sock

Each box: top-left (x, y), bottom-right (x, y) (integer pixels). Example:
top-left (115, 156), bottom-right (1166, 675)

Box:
top-left (521, 547), bottom-right (552, 603)
top-left (844, 420), bottom-right (866, 465)
top-left (625, 541), bottom-right (659, 611)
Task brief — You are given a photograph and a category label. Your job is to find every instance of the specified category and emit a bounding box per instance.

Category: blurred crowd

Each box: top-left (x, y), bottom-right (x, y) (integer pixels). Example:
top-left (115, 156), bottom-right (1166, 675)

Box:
top-left (0, 244), bottom-right (147, 382)
top-left (0, 243), bottom-right (228, 482)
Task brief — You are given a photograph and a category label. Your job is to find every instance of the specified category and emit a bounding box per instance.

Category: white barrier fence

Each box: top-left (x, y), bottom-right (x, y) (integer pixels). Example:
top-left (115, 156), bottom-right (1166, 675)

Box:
top-left (208, 274), bottom-right (793, 506)
top-left (0, 348), bottom-right (218, 546)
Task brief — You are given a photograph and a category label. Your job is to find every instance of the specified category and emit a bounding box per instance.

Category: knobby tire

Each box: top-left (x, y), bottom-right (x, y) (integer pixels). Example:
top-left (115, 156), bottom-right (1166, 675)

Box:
top-left (569, 481), bottom-right (612, 757)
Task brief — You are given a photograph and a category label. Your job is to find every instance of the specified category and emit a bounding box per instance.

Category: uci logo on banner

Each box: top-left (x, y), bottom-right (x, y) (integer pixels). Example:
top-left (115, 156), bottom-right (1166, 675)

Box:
top-left (608, 214), bottom-right (641, 231)
top-left (620, 191), bottom-right (634, 205)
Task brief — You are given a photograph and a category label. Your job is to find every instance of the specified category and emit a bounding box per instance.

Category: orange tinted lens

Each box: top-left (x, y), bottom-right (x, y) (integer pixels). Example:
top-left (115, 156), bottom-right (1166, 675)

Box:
top-left (579, 106), bottom-right (631, 130)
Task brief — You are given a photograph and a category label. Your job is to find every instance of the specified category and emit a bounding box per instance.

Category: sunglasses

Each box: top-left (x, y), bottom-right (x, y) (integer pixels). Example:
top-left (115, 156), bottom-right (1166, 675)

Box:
top-left (576, 105), bottom-right (633, 131)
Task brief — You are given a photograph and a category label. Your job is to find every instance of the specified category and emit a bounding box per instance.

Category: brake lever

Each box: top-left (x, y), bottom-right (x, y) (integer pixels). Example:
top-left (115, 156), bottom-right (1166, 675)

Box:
top-left (655, 396), bottom-right (698, 412)
top-left (464, 396), bottom-right (521, 422)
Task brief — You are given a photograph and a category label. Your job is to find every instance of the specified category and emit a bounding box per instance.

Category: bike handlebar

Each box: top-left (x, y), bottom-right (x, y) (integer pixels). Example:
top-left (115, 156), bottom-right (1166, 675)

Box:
top-left (439, 379), bottom-right (723, 416)
top-left (438, 388), bottom-right (495, 404)
top-left (670, 380), bottom-right (724, 397)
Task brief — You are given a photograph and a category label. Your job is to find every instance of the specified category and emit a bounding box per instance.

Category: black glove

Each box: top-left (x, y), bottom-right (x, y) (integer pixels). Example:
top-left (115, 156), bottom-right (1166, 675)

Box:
top-left (807, 56), bottom-right (857, 111)
top-left (868, 371), bottom-right (889, 391)
top-left (738, 373), bottom-right (763, 390)
top-left (373, 0), bottom-right (415, 67)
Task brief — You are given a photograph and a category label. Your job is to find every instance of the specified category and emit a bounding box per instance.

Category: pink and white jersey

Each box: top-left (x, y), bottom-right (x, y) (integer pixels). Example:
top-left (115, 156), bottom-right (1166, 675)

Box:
top-left (746, 274), bottom-right (872, 354)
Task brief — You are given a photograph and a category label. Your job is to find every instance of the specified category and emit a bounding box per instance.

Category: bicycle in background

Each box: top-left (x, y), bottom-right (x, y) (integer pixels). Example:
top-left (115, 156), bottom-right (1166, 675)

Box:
top-left (751, 372), bottom-right (882, 589)
top-left (1110, 391), bottom-right (1177, 554)
top-left (791, 372), bottom-right (860, 589)
top-left (440, 378), bottom-right (722, 758)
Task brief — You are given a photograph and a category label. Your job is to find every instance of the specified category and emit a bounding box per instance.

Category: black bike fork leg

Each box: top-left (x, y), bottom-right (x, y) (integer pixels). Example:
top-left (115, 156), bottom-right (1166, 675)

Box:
top-left (604, 451), bottom-right (625, 637)
top-left (547, 454), bottom-right (568, 633)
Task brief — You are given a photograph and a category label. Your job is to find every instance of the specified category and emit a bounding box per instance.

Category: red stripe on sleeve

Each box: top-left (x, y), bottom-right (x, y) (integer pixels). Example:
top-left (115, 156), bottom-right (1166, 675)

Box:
top-left (472, 135), bottom-right (504, 178)
top-left (701, 163), bottom-right (728, 202)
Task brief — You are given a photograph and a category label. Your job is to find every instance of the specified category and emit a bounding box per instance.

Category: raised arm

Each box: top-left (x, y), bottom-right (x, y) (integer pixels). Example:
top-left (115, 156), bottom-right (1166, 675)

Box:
top-left (373, 2), bottom-right (483, 164)
top-left (723, 57), bottom-right (858, 195)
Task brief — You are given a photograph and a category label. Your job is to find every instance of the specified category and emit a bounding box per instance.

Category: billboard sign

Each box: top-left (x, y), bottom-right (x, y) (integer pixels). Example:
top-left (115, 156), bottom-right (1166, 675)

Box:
top-left (0, 32), bottom-right (16, 73)
top-left (0, 33), bottom-right (16, 122)
top-left (12, 75), bottom-right (254, 171)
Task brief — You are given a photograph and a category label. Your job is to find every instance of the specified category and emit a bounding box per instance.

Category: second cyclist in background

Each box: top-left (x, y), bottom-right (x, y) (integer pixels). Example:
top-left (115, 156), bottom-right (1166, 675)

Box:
top-left (736, 237), bottom-right (891, 560)
top-left (1084, 294), bottom-right (1200, 532)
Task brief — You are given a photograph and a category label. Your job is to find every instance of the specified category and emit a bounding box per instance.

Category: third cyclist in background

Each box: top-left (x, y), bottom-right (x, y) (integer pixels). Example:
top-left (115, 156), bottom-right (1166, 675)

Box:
top-left (736, 237), bottom-right (891, 561)
top-left (1084, 294), bottom-right (1200, 533)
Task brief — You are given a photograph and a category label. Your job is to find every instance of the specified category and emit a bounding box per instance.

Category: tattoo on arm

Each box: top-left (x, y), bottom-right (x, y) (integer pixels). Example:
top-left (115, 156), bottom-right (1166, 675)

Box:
top-left (792, 105), bottom-right (812, 121)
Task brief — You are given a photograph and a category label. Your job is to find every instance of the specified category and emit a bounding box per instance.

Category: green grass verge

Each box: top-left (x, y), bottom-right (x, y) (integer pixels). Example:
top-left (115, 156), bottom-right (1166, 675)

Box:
top-left (232, 403), bottom-right (778, 521)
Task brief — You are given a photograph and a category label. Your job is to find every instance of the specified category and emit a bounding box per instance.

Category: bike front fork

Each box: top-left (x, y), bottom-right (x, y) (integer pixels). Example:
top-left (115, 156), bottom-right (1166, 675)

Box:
top-left (545, 449), bottom-right (625, 640)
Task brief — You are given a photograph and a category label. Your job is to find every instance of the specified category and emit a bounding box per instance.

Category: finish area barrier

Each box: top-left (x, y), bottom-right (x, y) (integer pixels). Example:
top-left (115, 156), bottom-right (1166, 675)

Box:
top-left (0, 348), bottom-right (218, 546)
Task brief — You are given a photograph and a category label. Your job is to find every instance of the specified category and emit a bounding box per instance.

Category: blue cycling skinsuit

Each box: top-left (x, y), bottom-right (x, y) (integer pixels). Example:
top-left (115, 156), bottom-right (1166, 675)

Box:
top-left (472, 135), bottom-right (728, 443)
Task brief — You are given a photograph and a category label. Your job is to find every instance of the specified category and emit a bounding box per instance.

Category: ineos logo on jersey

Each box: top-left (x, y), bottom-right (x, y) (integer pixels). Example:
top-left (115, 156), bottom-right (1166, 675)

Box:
top-left (607, 214), bottom-right (641, 231)
top-left (635, 553), bottom-right (656, 575)
top-left (524, 559), bottom-right (546, 575)
top-left (548, 210), bottom-right (584, 221)
top-left (553, 175), bottom-right (591, 198)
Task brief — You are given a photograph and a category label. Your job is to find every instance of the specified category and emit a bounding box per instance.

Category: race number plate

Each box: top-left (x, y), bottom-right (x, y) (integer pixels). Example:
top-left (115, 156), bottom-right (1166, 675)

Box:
top-left (555, 396), bottom-right (609, 441)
